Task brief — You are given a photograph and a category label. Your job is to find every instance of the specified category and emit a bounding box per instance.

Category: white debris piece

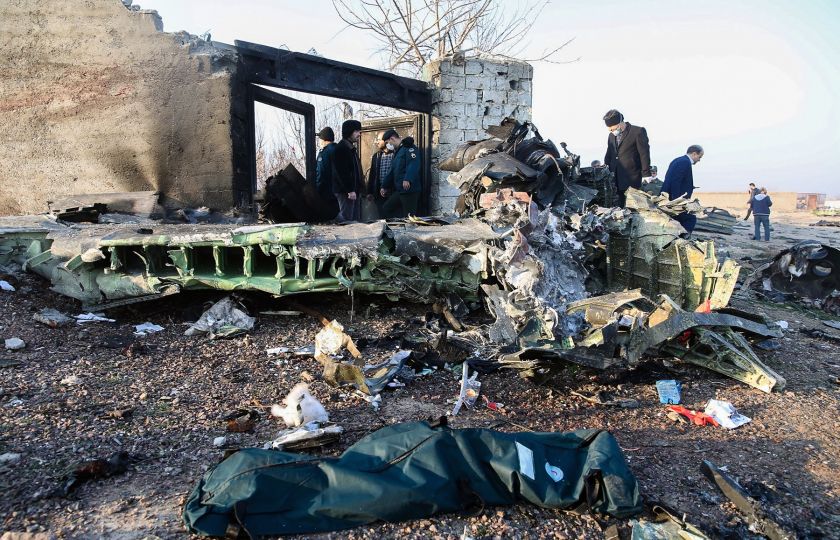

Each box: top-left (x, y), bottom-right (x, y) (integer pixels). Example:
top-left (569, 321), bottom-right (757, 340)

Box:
top-left (266, 347), bottom-right (290, 356)
top-left (4, 338), bottom-right (25, 350)
top-left (705, 399), bottom-right (751, 429)
top-left (0, 452), bottom-right (21, 464)
top-left (212, 436), bottom-right (227, 447)
top-left (60, 375), bottom-right (82, 386)
top-left (184, 296), bottom-right (255, 338)
top-left (80, 248), bottom-right (106, 263)
top-left (269, 422), bottom-right (343, 449)
top-left (0, 280), bottom-right (15, 291)
top-left (75, 313), bottom-right (116, 324)
top-left (134, 322), bottom-right (164, 336)
top-left (775, 320), bottom-right (789, 330)
top-left (271, 383), bottom-right (329, 428)
top-left (33, 308), bottom-right (73, 328)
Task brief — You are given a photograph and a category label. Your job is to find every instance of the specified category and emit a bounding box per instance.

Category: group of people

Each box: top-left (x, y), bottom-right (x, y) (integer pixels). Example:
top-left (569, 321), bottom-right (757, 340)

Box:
top-left (599, 108), bottom-right (704, 236)
top-left (314, 119), bottom-right (422, 223)
top-left (599, 108), bottom-right (774, 240)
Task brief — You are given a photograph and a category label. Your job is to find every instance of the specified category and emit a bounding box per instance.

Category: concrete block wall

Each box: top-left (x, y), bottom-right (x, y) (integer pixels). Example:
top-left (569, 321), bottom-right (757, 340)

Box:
top-left (0, 0), bottom-right (244, 215)
top-left (423, 54), bottom-right (533, 214)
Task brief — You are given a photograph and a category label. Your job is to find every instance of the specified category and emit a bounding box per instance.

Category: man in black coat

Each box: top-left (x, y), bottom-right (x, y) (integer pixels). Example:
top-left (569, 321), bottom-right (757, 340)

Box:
top-left (332, 119), bottom-right (364, 222)
top-left (603, 109), bottom-right (651, 207)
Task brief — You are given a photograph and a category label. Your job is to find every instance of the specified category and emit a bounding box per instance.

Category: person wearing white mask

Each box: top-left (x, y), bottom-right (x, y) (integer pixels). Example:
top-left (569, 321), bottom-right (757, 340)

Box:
top-left (366, 131), bottom-right (396, 218)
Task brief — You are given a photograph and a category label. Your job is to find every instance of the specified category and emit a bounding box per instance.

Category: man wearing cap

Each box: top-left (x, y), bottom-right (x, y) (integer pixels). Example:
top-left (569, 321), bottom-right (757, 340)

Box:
top-left (661, 144), bottom-right (704, 235)
top-left (315, 127), bottom-right (337, 199)
top-left (380, 130), bottom-right (422, 218)
top-left (602, 109), bottom-right (651, 207)
top-left (332, 119), bottom-right (364, 222)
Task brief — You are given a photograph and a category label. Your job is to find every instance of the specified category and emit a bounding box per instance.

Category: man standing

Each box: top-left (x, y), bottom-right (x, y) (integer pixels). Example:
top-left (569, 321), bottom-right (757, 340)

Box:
top-left (603, 109), bottom-right (651, 207)
top-left (642, 165), bottom-right (663, 195)
top-left (380, 130), bottom-right (422, 218)
top-left (750, 187), bottom-right (772, 241)
top-left (315, 127), bottom-right (336, 199)
top-left (661, 145), bottom-right (704, 234)
top-left (366, 131), bottom-right (395, 219)
top-left (332, 119), bottom-right (364, 222)
top-left (743, 182), bottom-right (761, 220)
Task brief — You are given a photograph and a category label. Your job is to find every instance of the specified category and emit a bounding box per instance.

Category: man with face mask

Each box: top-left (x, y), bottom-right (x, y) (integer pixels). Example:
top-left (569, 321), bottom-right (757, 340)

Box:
top-left (332, 119), bottom-right (364, 222)
top-left (662, 144), bottom-right (704, 235)
top-left (603, 109), bottom-right (651, 207)
top-left (366, 130), bottom-right (397, 218)
top-left (380, 130), bottom-right (422, 218)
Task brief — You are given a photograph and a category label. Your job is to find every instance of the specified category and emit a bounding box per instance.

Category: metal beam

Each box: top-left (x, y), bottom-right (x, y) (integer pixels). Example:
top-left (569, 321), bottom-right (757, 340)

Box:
top-left (234, 40), bottom-right (432, 113)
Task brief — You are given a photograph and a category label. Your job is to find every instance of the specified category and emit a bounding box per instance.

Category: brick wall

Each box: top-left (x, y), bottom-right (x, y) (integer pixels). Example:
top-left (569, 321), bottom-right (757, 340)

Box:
top-left (423, 54), bottom-right (533, 214)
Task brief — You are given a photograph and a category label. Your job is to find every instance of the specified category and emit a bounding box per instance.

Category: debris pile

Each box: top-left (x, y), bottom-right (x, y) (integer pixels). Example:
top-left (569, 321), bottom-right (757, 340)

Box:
top-left (0, 118), bottom-right (788, 397)
top-left (743, 240), bottom-right (840, 316)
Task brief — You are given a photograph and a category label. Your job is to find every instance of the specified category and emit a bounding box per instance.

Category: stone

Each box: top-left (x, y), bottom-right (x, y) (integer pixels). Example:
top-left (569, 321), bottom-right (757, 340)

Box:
top-left (465, 60), bottom-right (484, 75)
top-left (0, 452), bottom-right (21, 464)
top-left (4, 338), bottom-right (25, 350)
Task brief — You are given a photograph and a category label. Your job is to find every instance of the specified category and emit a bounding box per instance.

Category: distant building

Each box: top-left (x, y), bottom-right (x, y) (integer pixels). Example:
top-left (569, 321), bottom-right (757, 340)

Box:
top-left (796, 193), bottom-right (826, 211)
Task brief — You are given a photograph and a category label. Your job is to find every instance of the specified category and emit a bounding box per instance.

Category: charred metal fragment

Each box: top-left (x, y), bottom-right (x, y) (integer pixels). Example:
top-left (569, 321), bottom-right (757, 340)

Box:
top-left (744, 240), bottom-right (840, 315)
top-left (701, 460), bottom-right (795, 540)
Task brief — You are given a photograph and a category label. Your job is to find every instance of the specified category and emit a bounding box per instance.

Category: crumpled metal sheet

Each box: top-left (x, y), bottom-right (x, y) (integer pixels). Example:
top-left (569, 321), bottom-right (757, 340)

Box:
top-left (439, 138), bottom-right (503, 172)
top-left (743, 240), bottom-right (840, 315)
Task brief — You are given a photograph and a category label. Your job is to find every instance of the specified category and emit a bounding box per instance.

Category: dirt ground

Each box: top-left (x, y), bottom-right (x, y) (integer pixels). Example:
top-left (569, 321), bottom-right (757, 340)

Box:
top-left (1, 213), bottom-right (839, 539)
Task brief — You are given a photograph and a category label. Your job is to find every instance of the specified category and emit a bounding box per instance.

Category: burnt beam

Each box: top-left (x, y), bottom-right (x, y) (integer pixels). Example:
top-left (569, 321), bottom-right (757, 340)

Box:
top-left (234, 40), bottom-right (432, 113)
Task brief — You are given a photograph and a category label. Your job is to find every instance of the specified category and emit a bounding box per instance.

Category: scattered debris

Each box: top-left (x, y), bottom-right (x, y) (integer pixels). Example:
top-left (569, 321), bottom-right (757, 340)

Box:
top-left (269, 422), bottom-right (343, 451)
top-left (630, 505), bottom-right (710, 539)
top-left (133, 322), bottom-right (164, 336)
top-left (184, 296), bottom-right (255, 338)
top-left (704, 399), bottom-right (751, 429)
top-left (74, 313), bottom-right (115, 324)
top-left (693, 207), bottom-right (737, 235)
top-left (33, 308), bottom-right (72, 328)
top-left (0, 280), bottom-right (15, 291)
top-left (56, 452), bottom-right (131, 497)
top-left (743, 240), bottom-right (840, 316)
top-left (260, 310), bottom-right (303, 317)
top-left (270, 383), bottom-right (328, 428)
top-left (667, 405), bottom-right (719, 427)
top-left (59, 375), bottom-right (81, 386)
top-left (4, 338), bottom-right (25, 350)
top-left (224, 409), bottom-right (259, 433)
top-left (266, 346), bottom-right (290, 356)
top-left (452, 363), bottom-right (481, 415)
top-left (656, 380), bottom-right (682, 404)
top-left (701, 460), bottom-right (795, 540)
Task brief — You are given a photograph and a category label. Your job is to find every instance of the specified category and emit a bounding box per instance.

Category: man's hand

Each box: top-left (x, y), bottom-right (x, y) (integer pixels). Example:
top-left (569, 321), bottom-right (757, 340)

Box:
top-left (380, 188), bottom-right (388, 198)
top-left (348, 192), bottom-right (357, 200)
top-left (402, 180), bottom-right (410, 191)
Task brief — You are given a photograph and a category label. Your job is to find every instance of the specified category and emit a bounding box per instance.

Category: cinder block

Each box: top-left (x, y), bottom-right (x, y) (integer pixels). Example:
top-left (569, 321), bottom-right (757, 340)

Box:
top-left (465, 60), bottom-right (484, 75)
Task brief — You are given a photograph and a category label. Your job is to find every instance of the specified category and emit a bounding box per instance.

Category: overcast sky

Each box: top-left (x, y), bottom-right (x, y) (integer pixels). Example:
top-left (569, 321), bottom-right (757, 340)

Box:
top-left (141, 0), bottom-right (840, 195)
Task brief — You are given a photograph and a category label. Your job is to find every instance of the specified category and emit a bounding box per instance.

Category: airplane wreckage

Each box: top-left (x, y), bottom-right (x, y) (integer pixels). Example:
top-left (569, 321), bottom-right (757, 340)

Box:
top-left (0, 119), bottom-right (794, 394)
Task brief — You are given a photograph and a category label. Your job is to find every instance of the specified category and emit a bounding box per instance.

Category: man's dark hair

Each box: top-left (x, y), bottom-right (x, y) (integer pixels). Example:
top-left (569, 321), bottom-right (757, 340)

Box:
top-left (749, 182), bottom-right (756, 187)
top-left (603, 109), bottom-right (623, 127)
top-left (686, 144), bottom-right (704, 154)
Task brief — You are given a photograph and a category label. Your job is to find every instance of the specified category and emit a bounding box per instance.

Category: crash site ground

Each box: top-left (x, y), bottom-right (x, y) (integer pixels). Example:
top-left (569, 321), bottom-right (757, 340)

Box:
top-left (1, 213), bottom-right (839, 539)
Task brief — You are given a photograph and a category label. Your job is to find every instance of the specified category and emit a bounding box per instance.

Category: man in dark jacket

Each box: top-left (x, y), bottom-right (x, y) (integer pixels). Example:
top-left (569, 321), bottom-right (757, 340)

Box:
top-left (315, 127), bottom-right (337, 199)
top-left (603, 109), bottom-right (651, 207)
top-left (662, 144), bottom-right (704, 234)
top-left (332, 119), bottom-right (364, 222)
top-left (366, 131), bottom-right (395, 218)
top-left (750, 187), bottom-right (772, 241)
top-left (380, 130), bottom-right (422, 218)
top-left (742, 182), bottom-right (761, 220)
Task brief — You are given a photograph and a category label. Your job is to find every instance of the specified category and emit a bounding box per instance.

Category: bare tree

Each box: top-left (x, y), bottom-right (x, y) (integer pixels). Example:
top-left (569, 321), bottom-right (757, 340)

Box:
top-left (332, 0), bottom-right (577, 76)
